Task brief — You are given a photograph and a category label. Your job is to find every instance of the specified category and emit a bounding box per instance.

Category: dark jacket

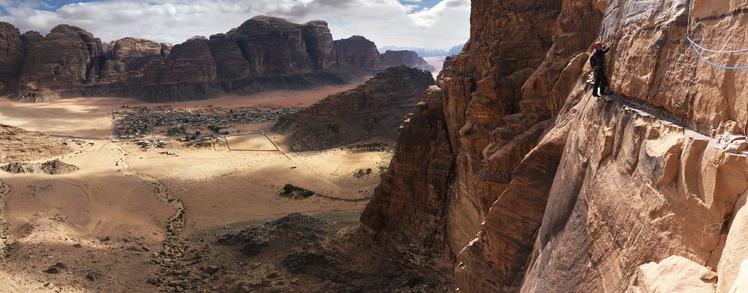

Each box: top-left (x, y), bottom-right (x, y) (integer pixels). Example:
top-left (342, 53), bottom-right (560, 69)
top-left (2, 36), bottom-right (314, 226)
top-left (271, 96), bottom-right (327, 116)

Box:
top-left (590, 47), bottom-right (610, 68)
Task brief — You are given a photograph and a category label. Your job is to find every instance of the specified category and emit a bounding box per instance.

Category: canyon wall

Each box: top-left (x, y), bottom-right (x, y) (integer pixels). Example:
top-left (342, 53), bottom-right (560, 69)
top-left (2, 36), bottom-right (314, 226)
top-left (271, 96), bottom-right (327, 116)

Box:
top-left (0, 16), bottom-right (432, 102)
top-left (272, 65), bottom-right (434, 151)
top-left (362, 0), bottom-right (748, 291)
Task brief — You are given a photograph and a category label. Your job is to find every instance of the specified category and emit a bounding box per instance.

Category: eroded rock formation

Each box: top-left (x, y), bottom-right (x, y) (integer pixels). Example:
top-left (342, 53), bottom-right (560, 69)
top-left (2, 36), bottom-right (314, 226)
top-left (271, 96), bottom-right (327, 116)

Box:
top-left (0, 16), bottom-right (433, 102)
top-left (0, 124), bottom-right (72, 163)
top-left (362, 0), bottom-right (748, 292)
top-left (381, 50), bottom-right (436, 72)
top-left (1, 159), bottom-right (79, 174)
top-left (0, 23), bottom-right (24, 85)
top-left (272, 65), bottom-right (434, 151)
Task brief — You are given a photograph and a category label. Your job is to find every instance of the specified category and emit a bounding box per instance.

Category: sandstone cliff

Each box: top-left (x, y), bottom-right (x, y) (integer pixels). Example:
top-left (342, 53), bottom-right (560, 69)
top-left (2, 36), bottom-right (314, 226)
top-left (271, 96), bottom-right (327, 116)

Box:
top-left (361, 0), bottom-right (748, 292)
top-left (0, 16), bottom-right (433, 102)
top-left (272, 65), bottom-right (434, 151)
top-left (381, 50), bottom-right (436, 72)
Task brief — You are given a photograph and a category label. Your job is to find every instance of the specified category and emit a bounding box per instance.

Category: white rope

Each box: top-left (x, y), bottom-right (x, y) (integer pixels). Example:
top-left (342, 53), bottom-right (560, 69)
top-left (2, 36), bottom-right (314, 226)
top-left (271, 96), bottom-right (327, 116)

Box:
top-left (687, 37), bottom-right (748, 70)
top-left (685, 0), bottom-right (748, 69)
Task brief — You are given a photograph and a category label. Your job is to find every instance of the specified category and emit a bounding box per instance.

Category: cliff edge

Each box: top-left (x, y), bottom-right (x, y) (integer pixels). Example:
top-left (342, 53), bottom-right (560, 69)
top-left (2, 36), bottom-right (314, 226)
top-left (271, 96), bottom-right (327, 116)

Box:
top-left (361, 0), bottom-right (748, 292)
top-left (272, 65), bottom-right (434, 151)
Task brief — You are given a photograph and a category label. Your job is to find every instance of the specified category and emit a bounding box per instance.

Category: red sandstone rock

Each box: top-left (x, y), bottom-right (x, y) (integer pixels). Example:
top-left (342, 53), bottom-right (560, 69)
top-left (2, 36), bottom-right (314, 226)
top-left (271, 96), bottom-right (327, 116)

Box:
top-left (334, 35), bottom-right (381, 71)
top-left (99, 37), bottom-right (170, 87)
top-left (272, 65), bottom-right (434, 151)
top-left (0, 22), bottom-right (24, 88)
top-left (359, 85), bottom-right (456, 277)
top-left (15, 24), bottom-right (105, 100)
top-left (1, 16), bottom-right (431, 102)
top-left (361, 0), bottom-right (748, 292)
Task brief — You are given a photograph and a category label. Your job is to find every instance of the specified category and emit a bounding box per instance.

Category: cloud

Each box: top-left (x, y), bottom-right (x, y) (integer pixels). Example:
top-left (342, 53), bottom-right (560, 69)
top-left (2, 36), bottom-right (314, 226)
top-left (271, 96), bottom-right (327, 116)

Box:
top-left (0, 0), bottom-right (469, 50)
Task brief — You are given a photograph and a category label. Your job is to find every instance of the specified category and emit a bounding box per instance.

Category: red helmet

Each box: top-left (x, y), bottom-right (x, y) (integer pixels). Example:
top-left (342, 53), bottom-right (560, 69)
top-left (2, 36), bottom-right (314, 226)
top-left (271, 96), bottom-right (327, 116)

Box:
top-left (593, 42), bottom-right (603, 49)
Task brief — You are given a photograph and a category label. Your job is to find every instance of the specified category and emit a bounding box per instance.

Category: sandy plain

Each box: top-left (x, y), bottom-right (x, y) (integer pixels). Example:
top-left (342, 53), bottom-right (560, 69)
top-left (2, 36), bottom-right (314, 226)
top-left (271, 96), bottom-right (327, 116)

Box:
top-left (0, 79), bottom-right (395, 292)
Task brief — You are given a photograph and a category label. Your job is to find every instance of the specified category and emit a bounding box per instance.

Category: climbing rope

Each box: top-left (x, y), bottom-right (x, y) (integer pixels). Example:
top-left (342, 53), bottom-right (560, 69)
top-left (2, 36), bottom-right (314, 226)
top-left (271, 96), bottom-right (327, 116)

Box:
top-left (685, 0), bottom-right (748, 70)
top-left (686, 37), bottom-right (748, 70)
top-left (686, 36), bottom-right (748, 53)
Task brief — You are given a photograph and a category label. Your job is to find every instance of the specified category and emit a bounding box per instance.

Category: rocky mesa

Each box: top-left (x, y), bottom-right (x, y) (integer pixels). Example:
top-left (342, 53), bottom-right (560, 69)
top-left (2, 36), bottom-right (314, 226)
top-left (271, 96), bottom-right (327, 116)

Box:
top-left (0, 16), bottom-right (434, 102)
top-left (361, 0), bottom-right (748, 292)
top-left (272, 65), bottom-right (434, 151)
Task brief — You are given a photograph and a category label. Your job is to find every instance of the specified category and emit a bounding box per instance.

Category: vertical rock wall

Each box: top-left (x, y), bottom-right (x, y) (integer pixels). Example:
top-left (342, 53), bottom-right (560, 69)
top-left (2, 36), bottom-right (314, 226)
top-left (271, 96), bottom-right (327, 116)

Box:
top-left (362, 0), bottom-right (748, 291)
top-left (361, 0), bottom-right (573, 282)
top-left (0, 15), bottom-right (431, 101)
top-left (14, 24), bottom-right (105, 100)
top-left (0, 22), bottom-right (24, 84)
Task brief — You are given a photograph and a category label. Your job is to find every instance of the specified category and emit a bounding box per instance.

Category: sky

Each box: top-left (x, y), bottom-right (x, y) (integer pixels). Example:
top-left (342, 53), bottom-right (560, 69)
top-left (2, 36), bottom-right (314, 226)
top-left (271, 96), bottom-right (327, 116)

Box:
top-left (0, 0), bottom-right (470, 50)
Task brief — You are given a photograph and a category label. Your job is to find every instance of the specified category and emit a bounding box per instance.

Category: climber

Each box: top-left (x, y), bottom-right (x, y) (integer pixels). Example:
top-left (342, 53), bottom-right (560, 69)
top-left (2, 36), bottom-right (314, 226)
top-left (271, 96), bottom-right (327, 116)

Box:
top-left (590, 41), bottom-right (611, 97)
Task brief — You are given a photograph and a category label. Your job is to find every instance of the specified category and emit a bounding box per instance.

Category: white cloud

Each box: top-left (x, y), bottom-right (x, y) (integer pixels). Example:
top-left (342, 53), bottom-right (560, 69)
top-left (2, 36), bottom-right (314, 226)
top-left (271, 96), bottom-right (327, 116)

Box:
top-left (0, 0), bottom-right (469, 50)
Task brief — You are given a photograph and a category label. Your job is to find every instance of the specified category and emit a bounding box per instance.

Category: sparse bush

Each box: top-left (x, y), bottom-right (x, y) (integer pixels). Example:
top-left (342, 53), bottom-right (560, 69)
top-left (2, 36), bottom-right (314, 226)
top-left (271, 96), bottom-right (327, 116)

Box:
top-left (280, 184), bottom-right (316, 199)
top-left (406, 276), bottom-right (425, 287)
top-left (354, 168), bottom-right (375, 178)
top-left (282, 184), bottom-right (294, 195)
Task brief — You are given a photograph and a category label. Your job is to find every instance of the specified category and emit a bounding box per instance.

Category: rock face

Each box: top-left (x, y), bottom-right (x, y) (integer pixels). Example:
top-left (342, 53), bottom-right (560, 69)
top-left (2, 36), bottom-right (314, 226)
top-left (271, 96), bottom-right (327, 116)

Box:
top-left (0, 22), bottom-right (24, 85)
top-left (1, 159), bottom-right (79, 174)
top-left (334, 35), bottom-right (382, 70)
top-left (13, 24), bottom-right (105, 101)
top-left (272, 65), bottom-right (434, 151)
top-left (99, 37), bottom-right (171, 87)
top-left (381, 50), bottom-right (436, 72)
top-left (359, 84), bottom-right (456, 276)
top-left (0, 16), bottom-right (433, 102)
top-left (0, 124), bottom-right (72, 163)
top-left (361, 0), bottom-right (748, 292)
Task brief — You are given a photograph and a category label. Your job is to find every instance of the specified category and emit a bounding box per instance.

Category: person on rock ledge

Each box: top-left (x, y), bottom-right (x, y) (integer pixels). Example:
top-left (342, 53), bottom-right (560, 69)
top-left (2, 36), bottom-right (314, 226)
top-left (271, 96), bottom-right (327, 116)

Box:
top-left (590, 41), bottom-right (612, 97)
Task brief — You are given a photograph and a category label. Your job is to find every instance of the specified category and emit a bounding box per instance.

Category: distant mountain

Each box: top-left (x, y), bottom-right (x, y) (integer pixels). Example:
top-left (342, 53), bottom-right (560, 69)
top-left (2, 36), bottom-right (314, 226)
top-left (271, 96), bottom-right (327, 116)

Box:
top-left (378, 43), bottom-right (465, 57)
top-left (0, 16), bottom-right (433, 102)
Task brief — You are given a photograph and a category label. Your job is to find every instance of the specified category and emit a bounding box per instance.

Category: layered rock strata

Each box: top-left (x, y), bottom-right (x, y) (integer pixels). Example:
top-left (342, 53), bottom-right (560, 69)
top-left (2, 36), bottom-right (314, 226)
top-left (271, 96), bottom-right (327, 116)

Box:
top-left (272, 65), bottom-right (434, 151)
top-left (0, 124), bottom-right (72, 163)
top-left (361, 0), bottom-right (572, 283)
top-left (361, 0), bottom-right (748, 292)
top-left (0, 16), bottom-right (432, 102)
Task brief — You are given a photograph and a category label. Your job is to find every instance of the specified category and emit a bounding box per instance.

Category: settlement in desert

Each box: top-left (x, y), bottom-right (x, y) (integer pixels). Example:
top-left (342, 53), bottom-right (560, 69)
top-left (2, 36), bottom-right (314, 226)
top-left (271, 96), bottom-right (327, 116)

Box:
top-left (0, 14), bottom-right (443, 292)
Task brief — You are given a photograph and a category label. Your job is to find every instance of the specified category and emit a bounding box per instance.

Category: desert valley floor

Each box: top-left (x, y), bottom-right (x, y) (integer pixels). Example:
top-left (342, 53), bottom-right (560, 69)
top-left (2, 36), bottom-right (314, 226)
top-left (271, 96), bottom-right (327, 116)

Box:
top-left (0, 79), bottom-right (427, 292)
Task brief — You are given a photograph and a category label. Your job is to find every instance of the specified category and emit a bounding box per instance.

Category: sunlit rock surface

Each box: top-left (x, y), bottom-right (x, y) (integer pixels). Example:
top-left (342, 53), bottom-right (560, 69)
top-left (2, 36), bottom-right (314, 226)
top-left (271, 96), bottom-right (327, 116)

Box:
top-left (361, 0), bottom-right (748, 291)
